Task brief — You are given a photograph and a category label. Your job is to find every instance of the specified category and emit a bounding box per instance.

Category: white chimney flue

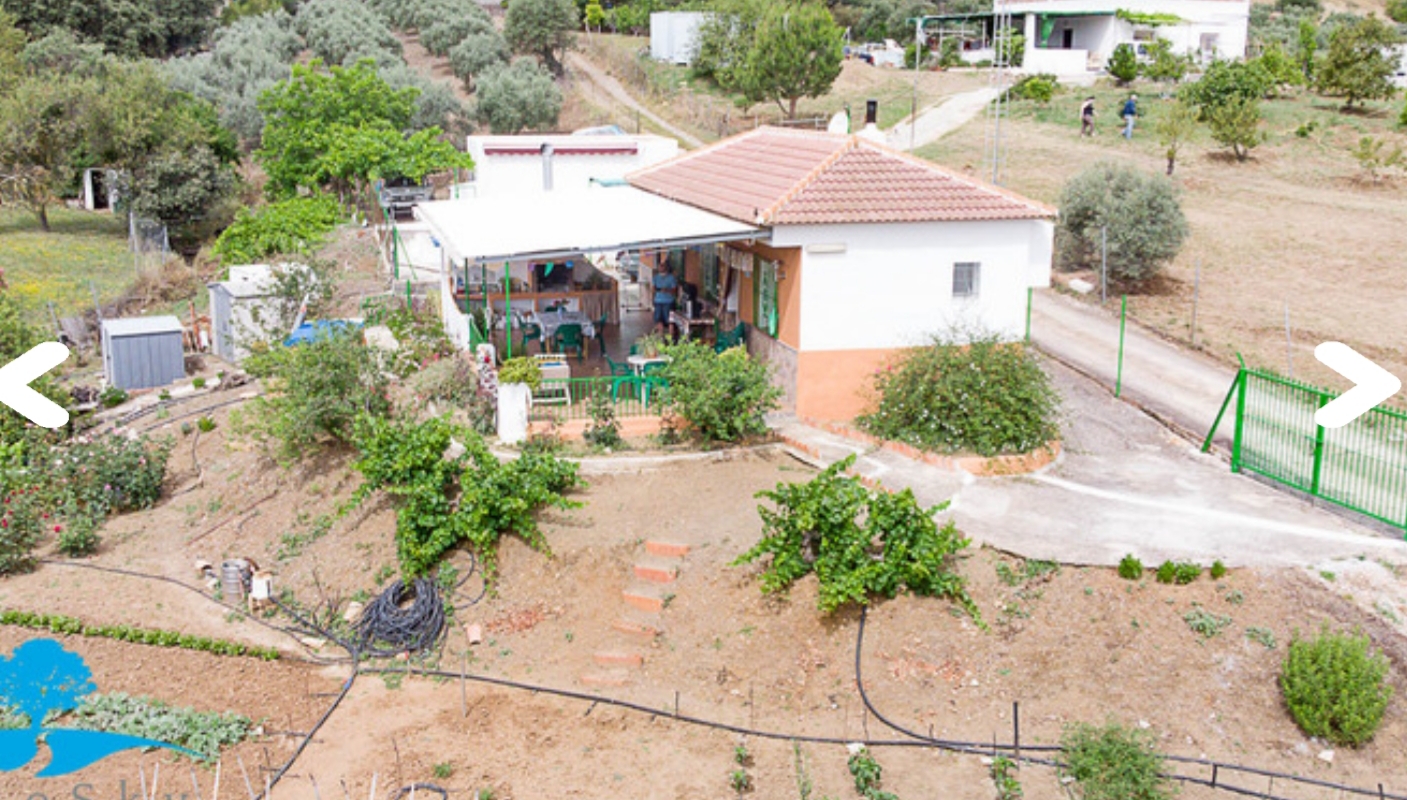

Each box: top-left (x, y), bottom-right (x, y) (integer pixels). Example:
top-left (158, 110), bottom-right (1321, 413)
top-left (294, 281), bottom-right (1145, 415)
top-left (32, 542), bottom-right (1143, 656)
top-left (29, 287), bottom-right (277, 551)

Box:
top-left (541, 143), bottom-right (554, 191)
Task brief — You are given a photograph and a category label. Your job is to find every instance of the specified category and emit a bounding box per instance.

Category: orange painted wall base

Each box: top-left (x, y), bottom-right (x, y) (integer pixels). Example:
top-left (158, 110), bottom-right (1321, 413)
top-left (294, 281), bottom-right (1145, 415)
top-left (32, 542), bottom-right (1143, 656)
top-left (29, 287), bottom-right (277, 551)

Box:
top-left (794, 348), bottom-right (896, 421)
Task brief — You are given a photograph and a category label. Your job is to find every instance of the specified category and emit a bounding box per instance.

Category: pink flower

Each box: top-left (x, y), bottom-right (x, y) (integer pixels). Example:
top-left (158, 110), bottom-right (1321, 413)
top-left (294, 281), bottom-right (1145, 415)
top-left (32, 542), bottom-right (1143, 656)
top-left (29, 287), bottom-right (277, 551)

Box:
top-left (53, 524), bottom-right (61, 533)
top-left (1, 519), bottom-right (7, 528)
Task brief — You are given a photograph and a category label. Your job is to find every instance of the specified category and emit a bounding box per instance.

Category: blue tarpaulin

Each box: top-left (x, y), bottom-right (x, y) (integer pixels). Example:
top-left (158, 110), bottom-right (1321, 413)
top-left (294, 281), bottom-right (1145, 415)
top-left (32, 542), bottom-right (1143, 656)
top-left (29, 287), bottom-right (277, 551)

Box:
top-left (284, 320), bottom-right (362, 347)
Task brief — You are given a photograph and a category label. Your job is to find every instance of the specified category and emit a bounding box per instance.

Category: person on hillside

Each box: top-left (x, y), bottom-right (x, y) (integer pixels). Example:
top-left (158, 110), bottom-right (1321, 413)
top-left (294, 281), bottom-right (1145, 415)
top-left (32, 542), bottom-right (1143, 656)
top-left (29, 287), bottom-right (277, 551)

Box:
top-left (1121, 94), bottom-right (1139, 139)
top-left (652, 261), bottom-right (679, 336)
top-left (1079, 96), bottom-right (1096, 137)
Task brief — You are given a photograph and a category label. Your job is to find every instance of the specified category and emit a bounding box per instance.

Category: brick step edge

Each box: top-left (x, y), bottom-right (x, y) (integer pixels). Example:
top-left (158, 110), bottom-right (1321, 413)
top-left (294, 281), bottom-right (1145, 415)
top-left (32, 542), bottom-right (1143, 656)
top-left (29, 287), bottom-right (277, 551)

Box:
top-left (633, 563), bottom-right (678, 583)
top-left (645, 541), bottom-right (690, 558)
top-left (622, 590), bottom-right (665, 613)
top-left (593, 651), bottom-right (644, 667)
top-left (612, 619), bottom-right (662, 638)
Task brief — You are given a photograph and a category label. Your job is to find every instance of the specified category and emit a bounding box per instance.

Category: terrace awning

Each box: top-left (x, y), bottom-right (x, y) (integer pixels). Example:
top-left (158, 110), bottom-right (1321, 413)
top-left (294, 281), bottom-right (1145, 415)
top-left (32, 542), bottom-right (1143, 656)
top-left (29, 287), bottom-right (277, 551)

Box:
top-left (416, 185), bottom-right (768, 267)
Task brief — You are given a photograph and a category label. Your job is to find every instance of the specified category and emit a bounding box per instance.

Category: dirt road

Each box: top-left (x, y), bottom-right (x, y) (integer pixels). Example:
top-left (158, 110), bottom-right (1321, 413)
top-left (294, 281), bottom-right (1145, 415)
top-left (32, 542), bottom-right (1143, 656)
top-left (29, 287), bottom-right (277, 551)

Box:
top-left (886, 86), bottom-right (1001, 151)
top-left (566, 51), bottom-right (704, 148)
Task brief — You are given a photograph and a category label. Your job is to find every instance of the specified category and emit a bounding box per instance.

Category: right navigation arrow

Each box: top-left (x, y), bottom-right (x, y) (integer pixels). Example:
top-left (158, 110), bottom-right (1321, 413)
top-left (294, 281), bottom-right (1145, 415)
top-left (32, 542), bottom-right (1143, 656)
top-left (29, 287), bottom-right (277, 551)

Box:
top-left (1314, 342), bottom-right (1402, 429)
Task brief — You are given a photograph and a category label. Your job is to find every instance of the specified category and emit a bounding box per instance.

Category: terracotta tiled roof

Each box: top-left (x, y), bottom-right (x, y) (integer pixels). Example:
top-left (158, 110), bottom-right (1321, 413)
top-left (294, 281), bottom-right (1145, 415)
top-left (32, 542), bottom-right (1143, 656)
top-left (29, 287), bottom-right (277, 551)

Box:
top-left (627, 127), bottom-right (1054, 226)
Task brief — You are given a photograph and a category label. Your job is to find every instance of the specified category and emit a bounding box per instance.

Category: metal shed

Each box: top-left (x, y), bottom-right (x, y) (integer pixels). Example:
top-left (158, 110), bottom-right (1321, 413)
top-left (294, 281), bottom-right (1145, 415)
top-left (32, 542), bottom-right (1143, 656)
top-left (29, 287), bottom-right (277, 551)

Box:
top-left (100, 316), bottom-right (186, 390)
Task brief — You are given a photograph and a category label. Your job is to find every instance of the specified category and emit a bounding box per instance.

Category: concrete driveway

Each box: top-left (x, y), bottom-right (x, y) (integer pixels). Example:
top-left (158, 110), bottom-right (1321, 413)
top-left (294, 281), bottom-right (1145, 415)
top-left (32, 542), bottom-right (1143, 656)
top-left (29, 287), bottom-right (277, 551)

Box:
top-left (951, 359), bottom-right (1407, 568)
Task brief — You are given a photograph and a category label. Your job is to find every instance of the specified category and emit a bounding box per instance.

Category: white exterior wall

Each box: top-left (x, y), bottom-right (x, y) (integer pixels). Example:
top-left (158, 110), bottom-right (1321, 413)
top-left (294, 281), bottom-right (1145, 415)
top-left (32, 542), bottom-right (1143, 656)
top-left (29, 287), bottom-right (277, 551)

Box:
top-left (465, 136), bottom-right (680, 196)
top-left (771, 219), bottom-right (1053, 352)
top-left (649, 12), bottom-right (706, 64)
top-left (1015, 0), bottom-right (1249, 74)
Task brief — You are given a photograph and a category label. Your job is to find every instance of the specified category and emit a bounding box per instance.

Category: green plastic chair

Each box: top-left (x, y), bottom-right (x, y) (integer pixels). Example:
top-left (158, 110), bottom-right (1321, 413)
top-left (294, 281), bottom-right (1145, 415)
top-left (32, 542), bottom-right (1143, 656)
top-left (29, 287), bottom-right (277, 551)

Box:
top-left (714, 322), bottom-right (747, 353)
top-left (604, 355), bottom-right (632, 378)
top-left (519, 321), bottom-right (543, 354)
top-left (554, 323), bottom-right (586, 361)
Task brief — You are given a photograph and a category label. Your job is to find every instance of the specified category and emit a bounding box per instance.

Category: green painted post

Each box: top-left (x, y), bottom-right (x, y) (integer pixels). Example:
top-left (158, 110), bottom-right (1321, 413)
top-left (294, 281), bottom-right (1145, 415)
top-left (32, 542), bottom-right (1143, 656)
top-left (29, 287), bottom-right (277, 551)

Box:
top-left (1025, 286), bottom-right (1033, 343)
top-left (1310, 392), bottom-right (1327, 495)
top-left (1202, 377), bottom-right (1240, 453)
top-left (1231, 368), bottom-right (1248, 473)
top-left (1115, 295), bottom-right (1127, 398)
top-left (504, 261), bottom-right (512, 360)
top-left (406, 279), bottom-right (412, 306)
top-left (391, 224), bottom-right (399, 280)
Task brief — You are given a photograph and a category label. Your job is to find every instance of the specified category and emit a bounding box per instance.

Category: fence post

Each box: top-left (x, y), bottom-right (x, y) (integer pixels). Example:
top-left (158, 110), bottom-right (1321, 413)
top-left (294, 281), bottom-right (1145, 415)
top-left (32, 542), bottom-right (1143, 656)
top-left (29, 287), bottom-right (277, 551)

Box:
top-left (1310, 392), bottom-right (1327, 496)
top-left (1024, 286), bottom-right (1033, 344)
top-left (1231, 368), bottom-right (1248, 473)
top-left (1115, 295), bottom-right (1127, 398)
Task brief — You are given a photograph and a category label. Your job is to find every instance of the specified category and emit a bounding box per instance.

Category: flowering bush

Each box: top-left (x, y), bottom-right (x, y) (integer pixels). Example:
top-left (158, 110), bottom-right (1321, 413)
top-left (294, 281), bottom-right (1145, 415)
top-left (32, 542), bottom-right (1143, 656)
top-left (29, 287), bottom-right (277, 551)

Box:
top-left (0, 432), bottom-right (171, 571)
top-left (858, 334), bottom-right (1059, 457)
top-left (657, 340), bottom-right (781, 443)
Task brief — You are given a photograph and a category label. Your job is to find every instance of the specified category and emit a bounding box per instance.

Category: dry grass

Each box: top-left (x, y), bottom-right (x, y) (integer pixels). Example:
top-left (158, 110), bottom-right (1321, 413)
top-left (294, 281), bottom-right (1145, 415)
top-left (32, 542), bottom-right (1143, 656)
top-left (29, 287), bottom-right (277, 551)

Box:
top-left (920, 85), bottom-right (1407, 390)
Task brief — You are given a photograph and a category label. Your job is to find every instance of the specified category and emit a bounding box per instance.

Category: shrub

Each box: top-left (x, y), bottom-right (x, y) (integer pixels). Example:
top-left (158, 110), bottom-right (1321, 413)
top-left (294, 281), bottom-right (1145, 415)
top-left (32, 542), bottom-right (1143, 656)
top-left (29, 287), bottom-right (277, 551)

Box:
top-left (583, 392), bottom-right (623, 450)
top-left (847, 747), bottom-right (896, 800)
top-left (1108, 43), bottom-right (1138, 84)
top-left (1206, 97), bottom-right (1266, 161)
top-left (99, 386), bottom-right (129, 408)
top-left (1183, 607), bottom-right (1231, 638)
top-left (1010, 74), bottom-right (1057, 103)
top-left (56, 516), bottom-right (100, 557)
top-left (212, 194), bottom-right (341, 264)
top-left (64, 692), bottom-right (253, 760)
top-left (422, 14), bottom-right (494, 56)
top-left (197, 416), bottom-right (217, 433)
top-left (351, 416), bottom-right (581, 581)
top-left (1155, 560), bottom-right (1177, 584)
top-left (193, 377), bottom-right (207, 389)
top-left (1179, 59), bottom-right (1274, 116)
top-left (1280, 626), bottom-right (1393, 746)
top-left (859, 334), bottom-right (1059, 457)
top-left (498, 356), bottom-right (542, 389)
top-left (733, 455), bottom-right (979, 619)
top-left (1174, 561), bottom-right (1200, 584)
top-left (1389, 0), bottom-right (1407, 22)
top-left (1118, 554), bottom-right (1144, 580)
top-left (1055, 162), bottom-right (1188, 283)
top-left (1210, 560), bottom-right (1227, 579)
top-left (449, 32), bottom-right (511, 87)
top-left (234, 329), bottom-right (390, 462)
top-left (381, 303), bottom-right (456, 377)
top-left (657, 340), bottom-right (781, 444)
top-left (1061, 721), bottom-right (1172, 800)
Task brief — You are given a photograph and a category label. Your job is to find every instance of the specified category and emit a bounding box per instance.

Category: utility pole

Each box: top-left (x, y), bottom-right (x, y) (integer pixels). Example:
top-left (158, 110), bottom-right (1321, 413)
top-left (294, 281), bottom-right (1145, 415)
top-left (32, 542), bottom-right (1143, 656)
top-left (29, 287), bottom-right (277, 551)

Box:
top-left (911, 16), bottom-right (923, 151)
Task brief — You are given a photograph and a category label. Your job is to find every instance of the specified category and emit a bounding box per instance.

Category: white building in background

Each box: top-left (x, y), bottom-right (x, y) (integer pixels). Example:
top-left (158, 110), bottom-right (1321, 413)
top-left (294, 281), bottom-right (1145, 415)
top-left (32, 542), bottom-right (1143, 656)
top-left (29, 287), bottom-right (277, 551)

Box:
top-left (1005, 0), bottom-right (1250, 76)
top-left (649, 11), bottom-right (707, 64)
top-left (463, 133), bottom-right (680, 197)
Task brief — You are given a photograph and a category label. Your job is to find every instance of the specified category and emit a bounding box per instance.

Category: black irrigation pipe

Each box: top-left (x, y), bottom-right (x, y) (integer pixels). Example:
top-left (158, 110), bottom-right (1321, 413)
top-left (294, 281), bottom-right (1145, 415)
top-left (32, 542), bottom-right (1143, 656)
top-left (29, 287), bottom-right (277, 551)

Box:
top-left (118, 390), bottom-right (262, 432)
top-left (853, 607), bottom-right (1407, 800)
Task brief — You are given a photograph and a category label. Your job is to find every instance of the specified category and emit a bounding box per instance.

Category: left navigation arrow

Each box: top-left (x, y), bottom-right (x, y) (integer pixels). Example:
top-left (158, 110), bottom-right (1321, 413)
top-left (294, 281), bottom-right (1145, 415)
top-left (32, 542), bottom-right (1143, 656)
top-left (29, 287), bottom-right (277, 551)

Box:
top-left (0, 341), bottom-right (71, 428)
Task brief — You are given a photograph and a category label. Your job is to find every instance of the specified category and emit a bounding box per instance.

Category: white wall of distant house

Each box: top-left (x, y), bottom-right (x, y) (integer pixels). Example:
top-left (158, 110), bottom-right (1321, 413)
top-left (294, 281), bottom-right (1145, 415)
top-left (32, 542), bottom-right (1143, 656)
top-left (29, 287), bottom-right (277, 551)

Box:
top-left (1013, 0), bottom-right (1249, 73)
top-left (772, 219), bottom-right (1053, 352)
top-left (650, 12), bottom-right (707, 64)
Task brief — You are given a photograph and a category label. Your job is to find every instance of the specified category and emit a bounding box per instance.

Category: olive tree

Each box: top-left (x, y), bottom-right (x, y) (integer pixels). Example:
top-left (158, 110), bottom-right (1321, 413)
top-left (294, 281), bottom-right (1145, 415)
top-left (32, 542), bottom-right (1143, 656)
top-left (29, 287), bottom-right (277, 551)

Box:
top-left (450, 32), bottom-right (511, 91)
top-left (1055, 162), bottom-right (1188, 283)
top-left (473, 58), bottom-right (562, 133)
top-left (504, 0), bottom-right (577, 75)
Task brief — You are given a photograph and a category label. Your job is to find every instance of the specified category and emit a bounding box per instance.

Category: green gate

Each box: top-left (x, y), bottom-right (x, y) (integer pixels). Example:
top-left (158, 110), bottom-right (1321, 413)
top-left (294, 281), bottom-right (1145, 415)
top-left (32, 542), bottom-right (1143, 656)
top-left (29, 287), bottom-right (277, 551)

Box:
top-left (1205, 368), bottom-right (1407, 533)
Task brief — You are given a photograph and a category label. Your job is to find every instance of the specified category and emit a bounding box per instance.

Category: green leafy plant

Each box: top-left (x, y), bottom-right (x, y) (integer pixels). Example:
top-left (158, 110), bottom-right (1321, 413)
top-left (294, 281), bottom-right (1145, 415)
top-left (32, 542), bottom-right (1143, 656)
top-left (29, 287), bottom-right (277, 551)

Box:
top-left (1174, 562), bottom-right (1201, 584)
top-left (657, 340), bottom-right (782, 444)
top-left (197, 416), bottom-right (217, 433)
top-left (1210, 560), bottom-right (1227, 580)
top-left (1183, 607), bottom-right (1232, 638)
top-left (212, 194), bottom-right (342, 264)
top-left (1351, 136), bottom-right (1405, 184)
top-left (729, 768), bottom-right (752, 793)
top-left (583, 391), bottom-right (624, 450)
top-left (433, 762), bottom-right (454, 779)
top-left (1280, 625), bottom-right (1393, 746)
top-left (350, 415), bottom-right (581, 582)
top-left (192, 377), bottom-right (207, 389)
top-left (0, 609), bottom-right (279, 659)
top-left (1009, 73), bottom-right (1058, 103)
top-left (847, 747), bottom-right (897, 800)
top-left (1154, 561), bottom-right (1176, 584)
top-left (99, 386), bottom-right (129, 408)
top-left (1108, 43), bottom-right (1139, 84)
top-left (498, 356), bottom-right (542, 390)
top-left (1246, 626), bottom-right (1277, 648)
top-left (1225, 589), bottom-right (1245, 605)
top-left (1118, 554), bottom-right (1145, 580)
top-left (59, 692), bottom-right (253, 760)
top-left (733, 456), bottom-right (978, 620)
top-left (997, 559), bottom-right (1059, 587)
top-left (1061, 721), bottom-right (1172, 800)
top-left (991, 755), bottom-right (1023, 800)
top-left (859, 334), bottom-right (1058, 457)
top-left (734, 742), bottom-right (752, 766)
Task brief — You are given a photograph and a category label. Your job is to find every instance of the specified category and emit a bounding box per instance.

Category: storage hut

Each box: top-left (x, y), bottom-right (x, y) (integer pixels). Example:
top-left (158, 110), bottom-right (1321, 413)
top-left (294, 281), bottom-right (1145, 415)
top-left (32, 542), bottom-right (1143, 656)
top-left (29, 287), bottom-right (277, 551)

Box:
top-left (208, 264), bottom-right (282, 363)
top-left (100, 316), bottom-right (185, 390)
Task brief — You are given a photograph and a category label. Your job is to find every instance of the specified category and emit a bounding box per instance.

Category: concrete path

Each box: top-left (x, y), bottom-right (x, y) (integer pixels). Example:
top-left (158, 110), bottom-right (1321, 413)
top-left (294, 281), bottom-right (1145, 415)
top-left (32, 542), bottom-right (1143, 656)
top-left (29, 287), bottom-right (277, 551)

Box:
top-left (1030, 288), bottom-right (1239, 449)
top-left (886, 86), bottom-right (1001, 151)
top-left (776, 359), bottom-right (1407, 569)
top-left (566, 52), bottom-right (705, 149)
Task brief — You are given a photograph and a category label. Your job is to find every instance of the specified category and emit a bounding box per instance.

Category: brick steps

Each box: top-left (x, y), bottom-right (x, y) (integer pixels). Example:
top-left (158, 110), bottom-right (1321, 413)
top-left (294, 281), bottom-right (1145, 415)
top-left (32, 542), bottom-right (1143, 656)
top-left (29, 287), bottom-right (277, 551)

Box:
top-left (579, 541), bottom-right (689, 689)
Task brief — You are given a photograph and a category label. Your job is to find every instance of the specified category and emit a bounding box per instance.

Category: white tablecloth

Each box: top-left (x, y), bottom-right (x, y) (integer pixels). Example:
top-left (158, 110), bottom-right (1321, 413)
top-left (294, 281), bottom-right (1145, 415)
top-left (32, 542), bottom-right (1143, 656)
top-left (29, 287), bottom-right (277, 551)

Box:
top-left (530, 310), bottom-right (595, 341)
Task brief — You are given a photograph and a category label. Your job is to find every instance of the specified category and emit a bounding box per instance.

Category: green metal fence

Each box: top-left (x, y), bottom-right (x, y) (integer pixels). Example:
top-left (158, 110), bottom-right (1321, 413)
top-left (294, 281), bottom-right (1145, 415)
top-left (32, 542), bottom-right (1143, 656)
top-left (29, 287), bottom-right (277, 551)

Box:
top-left (529, 377), bottom-right (665, 423)
top-left (1208, 367), bottom-right (1407, 532)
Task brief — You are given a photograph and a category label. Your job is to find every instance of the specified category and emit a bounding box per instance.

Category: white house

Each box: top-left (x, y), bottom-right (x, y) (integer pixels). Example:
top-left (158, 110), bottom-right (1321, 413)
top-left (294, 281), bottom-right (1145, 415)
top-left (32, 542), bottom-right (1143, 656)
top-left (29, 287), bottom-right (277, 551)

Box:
top-left (1006, 0), bottom-right (1250, 76)
top-left (649, 11), bottom-right (707, 64)
top-left (463, 133), bottom-right (679, 197)
top-left (629, 127), bottom-right (1055, 420)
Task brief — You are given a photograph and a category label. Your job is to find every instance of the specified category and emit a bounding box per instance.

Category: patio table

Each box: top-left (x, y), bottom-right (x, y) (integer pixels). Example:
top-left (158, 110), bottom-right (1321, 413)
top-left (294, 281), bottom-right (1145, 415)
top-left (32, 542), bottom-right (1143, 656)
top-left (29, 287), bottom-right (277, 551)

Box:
top-left (531, 309), bottom-right (596, 342)
top-left (627, 354), bottom-right (669, 375)
top-left (669, 311), bottom-right (716, 342)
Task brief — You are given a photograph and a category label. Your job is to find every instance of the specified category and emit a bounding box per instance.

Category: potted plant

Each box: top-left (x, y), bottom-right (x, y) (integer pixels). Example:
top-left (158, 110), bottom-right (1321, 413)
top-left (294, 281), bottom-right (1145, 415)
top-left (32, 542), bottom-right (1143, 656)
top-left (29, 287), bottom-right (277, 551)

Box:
top-left (635, 334), bottom-right (666, 359)
top-left (496, 357), bottom-right (541, 444)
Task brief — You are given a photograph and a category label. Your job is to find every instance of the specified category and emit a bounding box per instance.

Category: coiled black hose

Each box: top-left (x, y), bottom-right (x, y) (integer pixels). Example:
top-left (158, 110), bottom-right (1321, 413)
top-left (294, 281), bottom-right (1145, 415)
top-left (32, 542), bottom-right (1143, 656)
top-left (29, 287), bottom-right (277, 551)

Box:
top-left (357, 577), bottom-right (447, 658)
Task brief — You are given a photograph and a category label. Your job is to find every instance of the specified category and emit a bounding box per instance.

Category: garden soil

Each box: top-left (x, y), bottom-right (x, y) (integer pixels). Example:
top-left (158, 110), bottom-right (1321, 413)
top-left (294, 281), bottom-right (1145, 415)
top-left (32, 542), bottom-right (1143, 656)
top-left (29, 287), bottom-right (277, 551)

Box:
top-left (2, 428), bottom-right (1407, 798)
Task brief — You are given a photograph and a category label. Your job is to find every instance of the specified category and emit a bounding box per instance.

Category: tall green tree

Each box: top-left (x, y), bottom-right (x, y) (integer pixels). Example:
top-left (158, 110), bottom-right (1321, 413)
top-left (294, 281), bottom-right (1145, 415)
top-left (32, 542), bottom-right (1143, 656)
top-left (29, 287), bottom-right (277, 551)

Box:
top-left (1055, 162), bottom-right (1188, 283)
top-left (0, 0), bottom-right (218, 58)
top-left (504, 0), bottom-right (577, 75)
top-left (691, 0), bottom-right (766, 88)
top-left (1297, 18), bottom-right (1318, 81)
top-left (0, 74), bottom-right (94, 231)
top-left (473, 58), bottom-right (563, 133)
top-left (1315, 15), bottom-right (1403, 108)
top-left (736, 2), bottom-right (843, 118)
top-left (449, 32), bottom-right (512, 91)
top-left (1205, 97), bottom-right (1266, 161)
top-left (0, 9), bottom-right (25, 96)
top-left (128, 145), bottom-right (239, 258)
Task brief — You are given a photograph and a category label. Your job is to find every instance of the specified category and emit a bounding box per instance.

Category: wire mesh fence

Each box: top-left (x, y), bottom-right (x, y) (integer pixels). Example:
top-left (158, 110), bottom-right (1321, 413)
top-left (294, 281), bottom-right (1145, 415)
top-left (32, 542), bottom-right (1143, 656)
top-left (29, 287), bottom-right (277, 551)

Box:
top-left (1232, 368), bottom-right (1407, 531)
top-left (530, 376), bottom-right (663, 423)
top-left (128, 214), bottom-right (169, 275)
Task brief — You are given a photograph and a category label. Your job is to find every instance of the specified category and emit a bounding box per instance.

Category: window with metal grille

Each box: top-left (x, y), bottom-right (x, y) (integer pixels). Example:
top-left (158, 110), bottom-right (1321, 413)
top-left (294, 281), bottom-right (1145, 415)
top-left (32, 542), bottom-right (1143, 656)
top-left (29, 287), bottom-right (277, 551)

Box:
top-left (701, 244), bottom-right (720, 301)
top-left (953, 262), bottom-right (980, 299)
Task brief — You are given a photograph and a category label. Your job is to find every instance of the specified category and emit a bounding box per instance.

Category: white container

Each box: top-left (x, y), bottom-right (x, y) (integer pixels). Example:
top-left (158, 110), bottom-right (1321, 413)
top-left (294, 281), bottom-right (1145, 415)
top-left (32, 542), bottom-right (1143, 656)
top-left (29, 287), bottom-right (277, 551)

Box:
top-left (497, 383), bottom-right (533, 444)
